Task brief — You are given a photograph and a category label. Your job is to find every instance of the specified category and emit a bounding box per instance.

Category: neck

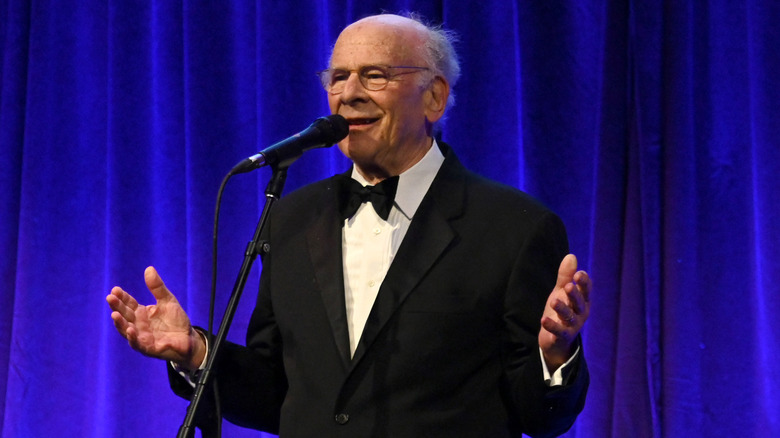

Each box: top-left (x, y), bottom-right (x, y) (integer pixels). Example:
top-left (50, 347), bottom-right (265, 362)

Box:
top-left (354, 138), bottom-right (434, 184)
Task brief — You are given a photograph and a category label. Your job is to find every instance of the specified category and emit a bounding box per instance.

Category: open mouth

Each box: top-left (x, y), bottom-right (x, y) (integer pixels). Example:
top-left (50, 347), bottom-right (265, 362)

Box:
top-left (346, 117), bottom-right (380, 126)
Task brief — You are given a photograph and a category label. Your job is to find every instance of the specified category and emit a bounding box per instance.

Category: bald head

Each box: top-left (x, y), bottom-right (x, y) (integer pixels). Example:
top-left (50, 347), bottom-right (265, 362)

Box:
top-left (333, 15), bottom-right (428, 74)
top-left (342, 14), bottom-right (430, 48)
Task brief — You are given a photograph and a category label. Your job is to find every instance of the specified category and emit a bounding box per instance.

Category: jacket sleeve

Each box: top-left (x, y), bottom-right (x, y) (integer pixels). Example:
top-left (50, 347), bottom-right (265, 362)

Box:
top-left (501, 210), bottom-right (589, 438)
top-left (166, 242), bottom-right (288, 434)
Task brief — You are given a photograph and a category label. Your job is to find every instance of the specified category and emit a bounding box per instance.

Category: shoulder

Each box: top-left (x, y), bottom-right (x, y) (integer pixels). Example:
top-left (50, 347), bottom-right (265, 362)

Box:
top-left (279, 175), bottom-right (337, 205)
top-left (436, 143), bottom-right (559, 225)
top-left (267, 174), bottom-right (341, 226)
top-left (439, 145), bottom-right (571, 258)
top-left (469, 171), bottom-right (551, 214)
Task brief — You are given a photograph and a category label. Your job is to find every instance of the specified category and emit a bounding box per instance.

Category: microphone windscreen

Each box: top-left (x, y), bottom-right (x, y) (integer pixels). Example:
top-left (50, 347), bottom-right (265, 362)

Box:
top-left (317, 114), bottom-right (349, 144)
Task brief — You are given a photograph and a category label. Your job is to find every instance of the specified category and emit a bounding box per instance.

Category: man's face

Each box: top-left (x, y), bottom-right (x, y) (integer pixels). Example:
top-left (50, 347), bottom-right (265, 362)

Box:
top-left (328, 19), bottom-right (437, 179)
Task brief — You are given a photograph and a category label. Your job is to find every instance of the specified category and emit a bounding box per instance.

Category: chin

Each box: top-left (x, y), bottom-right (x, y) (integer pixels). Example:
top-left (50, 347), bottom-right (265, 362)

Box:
top-left (339, 136), bottom-right (379, 162)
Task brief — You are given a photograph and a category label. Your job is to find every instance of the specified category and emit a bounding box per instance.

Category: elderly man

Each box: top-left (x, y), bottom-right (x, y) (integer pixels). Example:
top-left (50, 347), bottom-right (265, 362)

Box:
top-left (107, 13), bottom-right (590, 437)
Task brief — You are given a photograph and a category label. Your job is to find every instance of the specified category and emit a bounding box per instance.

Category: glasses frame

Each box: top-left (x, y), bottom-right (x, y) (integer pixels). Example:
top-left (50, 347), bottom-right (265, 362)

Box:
top-left (317, 65), bottom-right (430, 94)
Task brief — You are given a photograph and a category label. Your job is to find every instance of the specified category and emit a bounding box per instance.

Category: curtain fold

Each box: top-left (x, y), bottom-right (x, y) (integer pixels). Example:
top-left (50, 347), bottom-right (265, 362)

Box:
top-left (1, 1), bottom-right (777, 436)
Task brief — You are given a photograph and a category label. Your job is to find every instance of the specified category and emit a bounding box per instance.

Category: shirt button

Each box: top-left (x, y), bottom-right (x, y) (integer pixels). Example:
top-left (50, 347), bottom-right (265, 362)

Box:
top-left (335, 413), bottom-right (349, 425)
top-left (373, 227), bottom-right (381, 235)
top-left (368, 280), bottom-right (376, 287)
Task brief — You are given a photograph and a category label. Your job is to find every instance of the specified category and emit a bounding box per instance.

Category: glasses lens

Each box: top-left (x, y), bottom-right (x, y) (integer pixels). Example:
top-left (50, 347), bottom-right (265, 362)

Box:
top-left (317, 70), bottom-right (330, 90)
top-left (318, 69), bottom-right (344, 93)
top-left (359, 66), bottom-right (389, 91)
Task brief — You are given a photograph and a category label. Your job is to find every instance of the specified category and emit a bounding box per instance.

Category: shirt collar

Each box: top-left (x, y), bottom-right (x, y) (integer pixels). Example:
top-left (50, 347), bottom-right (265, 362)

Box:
top-left (350, 139), bottom-right (445, 220)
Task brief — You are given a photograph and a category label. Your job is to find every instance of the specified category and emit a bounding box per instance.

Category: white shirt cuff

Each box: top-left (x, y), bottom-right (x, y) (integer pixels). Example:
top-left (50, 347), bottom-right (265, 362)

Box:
top-left (171, 329), bottom-right (209, 387)
top-left (540, 346), bottom-right (580, 386)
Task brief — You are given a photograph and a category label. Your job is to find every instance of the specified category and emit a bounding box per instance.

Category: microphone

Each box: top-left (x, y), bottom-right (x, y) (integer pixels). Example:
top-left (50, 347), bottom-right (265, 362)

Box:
top-left (230, 114), bottom-right (349, 174)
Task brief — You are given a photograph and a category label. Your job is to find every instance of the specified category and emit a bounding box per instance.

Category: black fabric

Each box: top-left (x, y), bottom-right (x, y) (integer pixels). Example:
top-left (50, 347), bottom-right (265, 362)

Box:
top-left (336, 174), bottom-right (400, 221)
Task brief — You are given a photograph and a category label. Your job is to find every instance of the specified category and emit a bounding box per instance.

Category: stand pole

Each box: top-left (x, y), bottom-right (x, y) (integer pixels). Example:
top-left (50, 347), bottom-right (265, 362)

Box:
top-left (177, 167), bottom-right (288, 438)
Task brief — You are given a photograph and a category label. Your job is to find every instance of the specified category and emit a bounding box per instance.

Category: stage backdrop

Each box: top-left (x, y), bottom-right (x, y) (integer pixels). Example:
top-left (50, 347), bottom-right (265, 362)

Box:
top-left (1, 1), bottom-right (778, 437)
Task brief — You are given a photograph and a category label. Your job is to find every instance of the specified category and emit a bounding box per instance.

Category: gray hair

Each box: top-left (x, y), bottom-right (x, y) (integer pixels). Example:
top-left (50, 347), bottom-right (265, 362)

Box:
top-left (407, 13), bottom-right (461, 111)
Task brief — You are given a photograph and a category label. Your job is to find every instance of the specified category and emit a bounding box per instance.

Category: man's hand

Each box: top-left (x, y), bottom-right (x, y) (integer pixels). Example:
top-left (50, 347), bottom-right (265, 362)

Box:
top-left (538, 254), bottom-right (591, 372)
top-left (106, 266), bottom-right (206, 371)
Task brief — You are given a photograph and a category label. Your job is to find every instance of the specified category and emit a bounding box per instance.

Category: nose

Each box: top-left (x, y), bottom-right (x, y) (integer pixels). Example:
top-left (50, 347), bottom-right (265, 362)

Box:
top-left (340, 72), bottom-right (368, 103)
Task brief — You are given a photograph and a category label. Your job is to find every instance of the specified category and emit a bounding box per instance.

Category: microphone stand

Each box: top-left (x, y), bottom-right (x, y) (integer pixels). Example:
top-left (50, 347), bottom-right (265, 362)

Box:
top-left (177, 166), bottom-right (288, 438)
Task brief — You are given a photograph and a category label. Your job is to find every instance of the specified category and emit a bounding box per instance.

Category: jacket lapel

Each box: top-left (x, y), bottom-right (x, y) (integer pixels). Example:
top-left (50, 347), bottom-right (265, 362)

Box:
top-left (349, 149), bottom-right (467, 367)
top-left (306, 175), bottom-right (353, 369)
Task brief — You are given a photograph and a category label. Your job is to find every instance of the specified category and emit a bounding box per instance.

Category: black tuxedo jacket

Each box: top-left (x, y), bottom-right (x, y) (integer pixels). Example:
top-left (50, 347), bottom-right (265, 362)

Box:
top-left (171, 144), bottom-right (588, 437)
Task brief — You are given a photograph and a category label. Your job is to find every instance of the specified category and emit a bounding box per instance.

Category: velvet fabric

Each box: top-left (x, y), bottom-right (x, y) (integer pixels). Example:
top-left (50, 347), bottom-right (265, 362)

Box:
top-left (1, 1), bottom-right (777, 437)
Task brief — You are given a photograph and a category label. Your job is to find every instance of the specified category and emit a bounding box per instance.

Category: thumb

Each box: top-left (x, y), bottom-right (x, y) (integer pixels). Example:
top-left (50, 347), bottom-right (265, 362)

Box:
top-left (144, 266), bottom-right (174, 302)
top-left (555, 254), bottom-right (578, 288)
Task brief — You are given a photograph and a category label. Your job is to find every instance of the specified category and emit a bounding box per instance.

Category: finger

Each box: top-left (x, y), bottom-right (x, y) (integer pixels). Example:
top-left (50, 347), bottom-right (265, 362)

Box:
top-left (541, 316), bottom-right (573, 342)
top-left (108, 286), bottom-right (138, 309)
top-left (555, 254), bottom-right (578, 289)
top-left (144, 266), bottom-right (174, 303)
top-left (124, 326), bottom-right (143, 351)
top-left (110, 310), bottom-right (133, 338)
top-left (564, 282), bottom-right (586, 315)
top-left (106, 290), bottom-right (139, 323)
top-left (106, 291), bottom-right (122, 311)
top-left (553, 299), bottom-right (577, 325)
top-left (573, 270), bottom-right (592, 302)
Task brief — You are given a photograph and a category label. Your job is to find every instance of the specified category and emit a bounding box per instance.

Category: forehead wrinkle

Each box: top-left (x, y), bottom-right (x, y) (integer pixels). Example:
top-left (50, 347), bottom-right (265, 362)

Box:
top-left (331, 17), bottom-right (427, 68)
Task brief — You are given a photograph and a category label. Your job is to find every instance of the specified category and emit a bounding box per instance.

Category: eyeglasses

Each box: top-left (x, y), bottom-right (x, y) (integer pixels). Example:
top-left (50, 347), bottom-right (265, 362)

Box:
top-left (317, 65), bottom-right (430, 94)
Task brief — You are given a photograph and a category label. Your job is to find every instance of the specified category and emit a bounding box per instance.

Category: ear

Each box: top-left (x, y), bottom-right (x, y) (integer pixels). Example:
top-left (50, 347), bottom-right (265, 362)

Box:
top-left (424, 76), bottom-right (449, 124)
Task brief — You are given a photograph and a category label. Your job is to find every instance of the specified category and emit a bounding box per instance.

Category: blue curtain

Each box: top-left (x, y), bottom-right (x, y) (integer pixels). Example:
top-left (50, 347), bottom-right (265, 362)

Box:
top-left (1, 1), bottom-right (778, 437)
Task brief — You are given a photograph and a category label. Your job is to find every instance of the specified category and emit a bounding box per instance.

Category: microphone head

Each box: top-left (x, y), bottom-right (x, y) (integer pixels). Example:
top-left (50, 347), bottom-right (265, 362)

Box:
top-left (314, 114), bottom-right (349, 144)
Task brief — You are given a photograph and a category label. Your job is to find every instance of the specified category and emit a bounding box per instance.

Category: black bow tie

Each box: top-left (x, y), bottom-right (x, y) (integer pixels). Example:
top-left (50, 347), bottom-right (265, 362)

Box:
top-left (336, 174), bottom-right (399, 221)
